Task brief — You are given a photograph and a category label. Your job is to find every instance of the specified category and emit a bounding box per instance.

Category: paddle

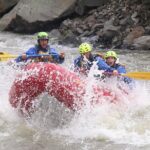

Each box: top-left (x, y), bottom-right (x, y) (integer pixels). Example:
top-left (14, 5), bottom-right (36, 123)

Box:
top-left (0, 52), bottom-right (18, 61)
top-left (103, 71), bottom-right (150, 80)
top-left (122, 72), bottom-right (150, 80)
top-left (0, 52), bottom-right (58, 62)
top-left (0, 55), bottom-right (18, 58)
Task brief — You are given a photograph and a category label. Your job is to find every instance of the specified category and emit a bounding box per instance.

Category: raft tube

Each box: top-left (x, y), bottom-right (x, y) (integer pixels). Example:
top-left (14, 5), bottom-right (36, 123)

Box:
top-left (9, 63), bottom-right (120, 113)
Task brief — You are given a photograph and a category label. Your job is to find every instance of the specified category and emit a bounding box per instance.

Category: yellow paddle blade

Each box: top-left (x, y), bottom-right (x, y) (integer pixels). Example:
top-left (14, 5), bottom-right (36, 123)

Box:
top-left (0, 52), bottom-right (17, 62)
top-left (122, 72), bottom-right (150, 80)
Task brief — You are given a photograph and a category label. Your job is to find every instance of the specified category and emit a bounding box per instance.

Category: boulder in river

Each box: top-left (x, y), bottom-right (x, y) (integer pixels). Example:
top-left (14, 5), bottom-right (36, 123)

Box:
top-left (123, 26), bottom-right (145, 46)
top-left (0, 0), bottom-right (110, 33)
top-left (133, 36), bottom-right (150, 50)
top-left (0, 0), bottom-right (77, 33)
top-left (0, 0), bottom-right (19, 16)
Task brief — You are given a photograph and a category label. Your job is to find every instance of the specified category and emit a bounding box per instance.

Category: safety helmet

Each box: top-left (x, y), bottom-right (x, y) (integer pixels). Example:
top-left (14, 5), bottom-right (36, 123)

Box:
top-left (37, 32), bottom-right (49, 40)
top-left (105, 50), bottom-right (117, 59)
top-left (79, 43), bottom-right (92, 54)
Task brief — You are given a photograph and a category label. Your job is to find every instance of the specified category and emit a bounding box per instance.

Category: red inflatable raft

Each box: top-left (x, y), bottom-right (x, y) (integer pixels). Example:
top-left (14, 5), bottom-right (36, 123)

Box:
top-left (9, 63), bottom-right (121, 113)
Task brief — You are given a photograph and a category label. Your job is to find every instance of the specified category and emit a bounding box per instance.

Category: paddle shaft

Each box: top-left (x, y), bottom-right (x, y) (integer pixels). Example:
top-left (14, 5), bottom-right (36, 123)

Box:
top-left (103, 72), bottom-right (150, 80)
top-left (122, 72), bottom-right (150, 80)
top-left (0, 53), bottom-right (58, 61)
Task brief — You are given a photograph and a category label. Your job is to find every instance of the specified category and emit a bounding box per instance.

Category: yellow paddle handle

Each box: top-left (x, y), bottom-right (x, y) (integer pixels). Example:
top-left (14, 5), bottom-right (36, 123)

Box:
top-left (122, 72), bottom-right (150, 80)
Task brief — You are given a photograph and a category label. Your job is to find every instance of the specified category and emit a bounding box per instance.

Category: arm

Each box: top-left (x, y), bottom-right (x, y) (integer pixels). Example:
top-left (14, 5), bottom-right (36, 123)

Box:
top-left (117, 65), bottom-right (134, 85)
top-left (25, 47), bottom-right (37, 55)
top-left (74, 56), bottom-right (90, 75)
top-left (15, 47), bottom-right (37, 62)
top-left (50, 48), bottom-right (64, 64)
top-left (74, 57), bottom-right (81, 70)
top-left (96, 57), bottom-right (115, 72)
top-left (116, 65), bottom-right (126, 74)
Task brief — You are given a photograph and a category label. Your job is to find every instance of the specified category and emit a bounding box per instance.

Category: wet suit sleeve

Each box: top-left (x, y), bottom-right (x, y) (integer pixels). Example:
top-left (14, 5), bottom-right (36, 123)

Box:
top-left (74, 56), bottom-right (89, 75)
top-left (15, 47), bottom-right (37, 62)
top-left (116, 65), bottom-right (126, 74)
top-left (25, 47), bottom-right (37, 55)
top-left (117, 65), bottom-right (133, 86)
top-left (74, 56), bottom-right (81, 70)
top-left (96, 57), bottom-right (115, 71)
top-left (50, 48), bottom-right (64, 64)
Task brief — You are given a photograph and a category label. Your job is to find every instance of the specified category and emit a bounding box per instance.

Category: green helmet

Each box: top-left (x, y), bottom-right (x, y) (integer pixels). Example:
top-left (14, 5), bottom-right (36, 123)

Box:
top-left (37, 32), bottom-right (49, 40)
top-left (105, 51), bottom-right (117, 59)
top-left (79, 43), bottom-right (92, 54)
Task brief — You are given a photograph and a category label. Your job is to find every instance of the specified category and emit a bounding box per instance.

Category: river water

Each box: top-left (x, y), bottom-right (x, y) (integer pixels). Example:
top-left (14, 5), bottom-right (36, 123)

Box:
top-left (0, 32), bottom-right (150, 150)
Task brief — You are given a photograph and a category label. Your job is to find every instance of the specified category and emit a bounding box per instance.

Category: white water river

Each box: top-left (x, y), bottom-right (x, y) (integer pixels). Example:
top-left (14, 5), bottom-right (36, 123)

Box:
top-left (0, 31), bottom-right (150, 150)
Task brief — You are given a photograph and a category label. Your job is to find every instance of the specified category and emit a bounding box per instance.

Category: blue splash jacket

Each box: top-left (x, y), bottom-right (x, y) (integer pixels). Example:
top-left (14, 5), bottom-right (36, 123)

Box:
top-left (16, 45), bottom-right (64, 64)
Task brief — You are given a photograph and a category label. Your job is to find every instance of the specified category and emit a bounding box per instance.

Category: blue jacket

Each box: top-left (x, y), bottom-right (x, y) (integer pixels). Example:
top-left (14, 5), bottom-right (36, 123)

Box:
top-left (16, 45), bottom-right (64, 64)
top-left (74, 54), bottom-right (95, 71)
top-left (96, 57), bottom-right (133, 85)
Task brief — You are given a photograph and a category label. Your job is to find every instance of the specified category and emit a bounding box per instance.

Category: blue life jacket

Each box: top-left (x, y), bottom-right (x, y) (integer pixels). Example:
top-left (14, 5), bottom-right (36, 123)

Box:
top-left (15, 45), bottom-right (64, 64)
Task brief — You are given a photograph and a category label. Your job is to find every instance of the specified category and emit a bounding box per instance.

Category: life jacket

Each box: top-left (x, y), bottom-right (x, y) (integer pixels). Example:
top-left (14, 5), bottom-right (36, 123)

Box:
top-left (34, 45), bottom-right (52, 62)
top-left (111, 63), bottom-right (125, 69)
top-left (35, 44), bottom-right (51, 54)
top-left (79, 54), bottom-right (95, 70)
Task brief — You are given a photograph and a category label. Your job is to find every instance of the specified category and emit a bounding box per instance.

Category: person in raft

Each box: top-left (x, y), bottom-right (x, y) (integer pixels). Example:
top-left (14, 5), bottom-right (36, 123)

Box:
top-left (100, 50), bottom-right (126, 74)
top-left (102, 50), bottom-right (133, 84)
top-left (74, 42), bottom-right (105, 75)
top-left (15, 32), bottom-right (65, 63)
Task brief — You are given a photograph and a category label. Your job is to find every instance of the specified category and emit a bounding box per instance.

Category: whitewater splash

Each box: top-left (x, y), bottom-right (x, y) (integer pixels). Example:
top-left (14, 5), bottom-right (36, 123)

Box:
top-left (53, 69), bottom-right (150, 146)
top-left (1, 61), bottom-right (150, 147)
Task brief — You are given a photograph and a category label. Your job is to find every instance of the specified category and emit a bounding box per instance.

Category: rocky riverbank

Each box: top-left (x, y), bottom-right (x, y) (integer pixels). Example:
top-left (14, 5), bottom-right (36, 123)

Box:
top-left (58, 0), bottom-right (150, 50)
top-left (0, 0), bottom-right (150, 50)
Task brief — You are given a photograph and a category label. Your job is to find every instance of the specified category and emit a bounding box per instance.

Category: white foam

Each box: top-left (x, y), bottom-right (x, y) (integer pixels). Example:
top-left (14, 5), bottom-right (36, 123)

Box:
top-left (53, 70), bottom-right (150, 146)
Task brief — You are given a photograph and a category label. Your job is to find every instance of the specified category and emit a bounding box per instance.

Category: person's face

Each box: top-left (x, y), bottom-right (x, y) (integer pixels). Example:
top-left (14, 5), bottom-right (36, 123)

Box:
top-left (82, 52), bottom-right (91, 59)
top-left (106, 57), bottom-right (116, 66)
top-left (39, 39), bottom-right (48, 49)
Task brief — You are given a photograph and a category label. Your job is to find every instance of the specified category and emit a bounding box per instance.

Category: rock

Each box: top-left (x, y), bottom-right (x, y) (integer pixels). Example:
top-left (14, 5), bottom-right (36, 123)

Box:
top-left (0, 0), bottom-right (110, 33)
top-left (57, 0), bottom-right (150, 49)
top-left (84, 0), bottom-right (110, 7)
top-left (133, 36), bottom-right (150, 50)
top-left (120, 16), bottom-right (133, 26)
top-left (123, 26), bottom-right (145, 45)
top-left (0, 0), bottom-right (19, 16)
top-left (103, 18), bottom-right (120, 39)
top-left (80, 35), bottom-right (99, 47)
top-left (92, 23), bottom-right (103, 31)
top-left (131, 12), bottom-right (139, 24)
top-left (75, 0), bottom-right (110, 15)
top-left (145, 26), bottom-right (150, 35)
top-left (84, 15), bottom-right (96, 24)
top-left (80, 24), bottom-right (88, 31)
top-left (59, 30), bottom-right (81, 46)
top-left (0, 0), bottom-right (76, 33)
top-left (49, 29), bottom-right (62, 39)
top-left (103, 18), bottom-right (120, 33)
top-left (76, 27), bottom-right (84, 34)
top-left (79, 30), bottom-right (90, 37)
top-left (61, 19), bottom-right (73, 27)
top-left (143, 0), bottom-right (150, 8)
